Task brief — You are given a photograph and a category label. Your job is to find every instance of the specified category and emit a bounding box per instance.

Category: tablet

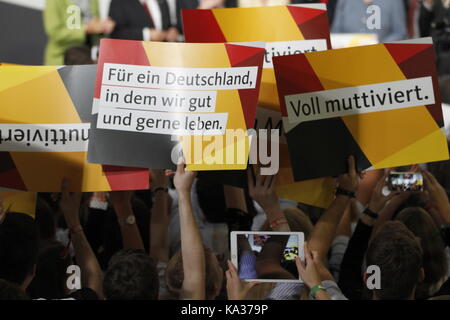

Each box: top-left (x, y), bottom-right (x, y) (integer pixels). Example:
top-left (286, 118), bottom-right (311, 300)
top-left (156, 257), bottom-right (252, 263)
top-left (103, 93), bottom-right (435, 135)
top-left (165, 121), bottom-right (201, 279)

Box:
top-left (230, 231), bottom-right (304, 283)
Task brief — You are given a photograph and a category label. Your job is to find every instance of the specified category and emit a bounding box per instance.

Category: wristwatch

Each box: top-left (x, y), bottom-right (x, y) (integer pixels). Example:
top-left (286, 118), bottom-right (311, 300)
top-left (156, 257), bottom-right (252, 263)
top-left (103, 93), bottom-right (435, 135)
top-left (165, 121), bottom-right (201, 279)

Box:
top-left (118, 215), bottom-right (136, 226)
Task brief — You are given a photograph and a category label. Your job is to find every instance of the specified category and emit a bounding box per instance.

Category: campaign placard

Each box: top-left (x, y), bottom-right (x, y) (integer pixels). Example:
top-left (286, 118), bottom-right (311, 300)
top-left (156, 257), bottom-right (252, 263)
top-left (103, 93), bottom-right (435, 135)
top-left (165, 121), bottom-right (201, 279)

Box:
top-left (0, 191), bottom-right (37, 218)
top-left (273, 38), bottom-right (450, 181)
top-left (88, 39), bottom-right (265, 171)
top-left (182, 4), bottom-right (330, 109)
top-left (183, 4), bottom-right (334, 207)
top-left (0, 65), bottom-right (149, 192)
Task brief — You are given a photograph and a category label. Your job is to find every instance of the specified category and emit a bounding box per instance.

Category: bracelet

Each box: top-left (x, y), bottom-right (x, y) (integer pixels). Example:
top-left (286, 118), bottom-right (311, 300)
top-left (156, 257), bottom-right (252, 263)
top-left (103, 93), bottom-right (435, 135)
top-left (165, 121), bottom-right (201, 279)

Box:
top-left (153, 187), bottom-right (168, 194)
top-left (335, 187), bottom-right (356, 199)
top-left (69, 225), bottom-right (83, 235)
top-left (363, 207), bottom-right (379, 219)
top-left (269, 217), bottom-right (288, 229)
top-left (309, 284), bottom-right (326, 299)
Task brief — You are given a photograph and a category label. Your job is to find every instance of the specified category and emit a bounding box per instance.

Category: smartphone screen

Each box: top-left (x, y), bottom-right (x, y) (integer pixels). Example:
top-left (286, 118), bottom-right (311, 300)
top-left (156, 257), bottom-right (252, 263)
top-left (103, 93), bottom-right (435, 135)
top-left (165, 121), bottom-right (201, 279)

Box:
top-left (231, 232), bottom-right (304, 282)
top-left (388, 172), bottom-right (423, 192)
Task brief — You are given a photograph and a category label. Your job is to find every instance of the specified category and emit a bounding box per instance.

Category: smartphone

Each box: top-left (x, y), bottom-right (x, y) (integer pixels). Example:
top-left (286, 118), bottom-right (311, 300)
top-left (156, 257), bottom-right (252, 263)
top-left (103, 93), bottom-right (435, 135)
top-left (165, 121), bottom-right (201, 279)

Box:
top-left (387, 172), bottom-right (423, 192)
top-left (230, 231), bottom-right (304, 283)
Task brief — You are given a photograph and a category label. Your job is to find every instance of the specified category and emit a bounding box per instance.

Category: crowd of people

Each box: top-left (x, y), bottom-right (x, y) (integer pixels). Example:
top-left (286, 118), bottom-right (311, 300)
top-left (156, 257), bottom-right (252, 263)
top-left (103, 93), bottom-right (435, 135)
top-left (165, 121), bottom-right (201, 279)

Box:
top-left (42, 0), bottom-right (450, 74)
top-left (1, 148), bottom-right (450, 300)
top-left (1, 0), bottom-right (450, 301)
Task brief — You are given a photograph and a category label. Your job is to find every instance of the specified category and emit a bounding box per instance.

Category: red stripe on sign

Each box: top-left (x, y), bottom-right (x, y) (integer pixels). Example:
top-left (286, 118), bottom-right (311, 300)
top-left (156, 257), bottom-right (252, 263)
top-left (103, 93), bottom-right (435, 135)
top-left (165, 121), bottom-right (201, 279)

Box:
top-left (94, 39), bottom-right (151, 99)
top-left (103, 165), bottom-right (150, 191)
top-left (273, 54), bottom-right (325, 116)
top-left (384, 43), bottom-right (431, 65)
top-left (387, 44), bottom-right (444, 125)
top-left (225, 43), bottom-right (265, 128)
top-left (182, 9), bottom-right (227, 43)
top-left (287, 6), bottom-right (325, 25)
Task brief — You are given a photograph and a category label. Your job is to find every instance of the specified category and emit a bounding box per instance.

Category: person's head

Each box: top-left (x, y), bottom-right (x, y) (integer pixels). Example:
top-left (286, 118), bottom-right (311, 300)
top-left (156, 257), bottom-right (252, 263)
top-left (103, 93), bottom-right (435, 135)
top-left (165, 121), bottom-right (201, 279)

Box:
top-left (103, 249), bottom-right (159, 300)
top-left (63, 46), bottom-right (94, 65)
top-left (0, 212), bottom-right (38, 289)
top-left (365, 221), bottom-right (424, 300)
top-left (26, 241), bottom-right (72, 299)
top-left (395, 207), bottom-right (448, 299)
top-left (0, 279), bottom-right (29, 300)
top-left (166, 247), bottom-right (224, 300)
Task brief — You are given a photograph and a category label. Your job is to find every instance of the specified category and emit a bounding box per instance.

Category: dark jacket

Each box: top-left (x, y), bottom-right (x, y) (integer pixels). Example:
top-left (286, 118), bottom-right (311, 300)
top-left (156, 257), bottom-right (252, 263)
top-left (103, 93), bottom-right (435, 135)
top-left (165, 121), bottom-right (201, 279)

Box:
top-left (109, 0), bottom-right (172, 40)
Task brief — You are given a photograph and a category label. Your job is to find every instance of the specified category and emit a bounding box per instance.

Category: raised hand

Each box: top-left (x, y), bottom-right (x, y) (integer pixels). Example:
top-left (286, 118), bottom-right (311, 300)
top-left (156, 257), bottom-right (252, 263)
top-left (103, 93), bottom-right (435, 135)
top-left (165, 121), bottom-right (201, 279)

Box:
top-left (247, 165), bottom-right (279, 213)
top-left (422, 170), bottom-right (450, 223)
top-left (337, 156), bottom-right (359, 194)
top-left (226, 260), bottom-right (259, 300)
top-left (110, 190), bottom-right (133, 218)
top-left (173, 162), bottom-right (197, 195)
top-left (59, 178), bottom-right (82, 228)
top-left (295, 243), bottom-right (322, 289)
top-left (367, 172), bottom-right (400, 213)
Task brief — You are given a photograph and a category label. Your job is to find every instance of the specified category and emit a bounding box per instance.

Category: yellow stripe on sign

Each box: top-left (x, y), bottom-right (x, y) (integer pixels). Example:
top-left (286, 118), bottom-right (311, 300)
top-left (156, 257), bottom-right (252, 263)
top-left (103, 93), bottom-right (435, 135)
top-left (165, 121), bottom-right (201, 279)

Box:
top-left (0, 66), bottom-right (55, 93)
top-left (212, 6), bottom-right (304, 42)
top-left (143, 42), bottom-right (231, 68)
top-left (260, 69), bottom-right (280, 110)
top-left (305, 44), bottom-right (443, 167)
top-left (1, 67), bottom-right (111, 191)
top-left (82, 161), bottom-right (113, 191)
top-left (0, 192), bottom-right (37, 218)
top-left (0, 69), bottom-right (81, 124)
top-left (373, 128), bottom-right (449, 169)
top-left (10, 152), bottom-right (112, 192)
top-left (142, 41), bottom-right (250, 170)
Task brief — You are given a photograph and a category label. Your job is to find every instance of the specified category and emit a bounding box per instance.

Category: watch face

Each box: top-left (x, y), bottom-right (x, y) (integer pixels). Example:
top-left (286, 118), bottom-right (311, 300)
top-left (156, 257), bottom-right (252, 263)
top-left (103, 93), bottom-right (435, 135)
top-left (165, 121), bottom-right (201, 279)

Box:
top-left (126, 215), bottom-right (136, 225)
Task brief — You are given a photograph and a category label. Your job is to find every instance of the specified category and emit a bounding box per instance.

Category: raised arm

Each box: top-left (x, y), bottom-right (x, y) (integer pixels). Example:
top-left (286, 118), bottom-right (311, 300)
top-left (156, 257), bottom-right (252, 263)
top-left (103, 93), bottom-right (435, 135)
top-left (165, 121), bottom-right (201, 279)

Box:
top-left (247, 166), bottom-right (289, 232)
top-left (59, 179), bottom-right (104, 299)
top-left (423, 170), bottom-right (450, 225)
top-left (308, 156), bottom-right (359, 262)
top-left (149, 169), bottom-right (170, 263)
top-left (295, 244), bottom-right (331, 300)
top-left (338, 172), bottom-right (398, 299)
top-left (173, 163), bottom-right (205, 300)
top-left (110, 191), bottom-right (145, 251)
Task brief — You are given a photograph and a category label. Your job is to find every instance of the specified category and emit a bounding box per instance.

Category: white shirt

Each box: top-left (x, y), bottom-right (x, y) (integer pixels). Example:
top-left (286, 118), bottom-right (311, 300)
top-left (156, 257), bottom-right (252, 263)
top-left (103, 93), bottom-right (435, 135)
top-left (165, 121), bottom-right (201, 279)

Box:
top-left (140, 0), bottom-right (163, 41)
top-left (443, 103), bottom-right (450, 139)
top-left (166, 0), bottom-right (178, 26)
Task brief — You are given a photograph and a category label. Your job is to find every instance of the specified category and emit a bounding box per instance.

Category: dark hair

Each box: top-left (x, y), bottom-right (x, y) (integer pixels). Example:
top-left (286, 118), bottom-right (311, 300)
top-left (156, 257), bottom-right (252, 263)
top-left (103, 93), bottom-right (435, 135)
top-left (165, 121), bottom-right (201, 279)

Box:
top-left (63, 46), bottom-right (94, 65)
top-left (0, 212), bottom-right (38, 285)
top-left (103, 249), bottom-right (159, 300)
top-left (0, 279), bottom-right (29, 300)
top-left (396, 207), bottom-right (449, 299)
top-left (27, 241), bottom-right (72, 299)
top-left (366, 221), bottom-right (423, 300)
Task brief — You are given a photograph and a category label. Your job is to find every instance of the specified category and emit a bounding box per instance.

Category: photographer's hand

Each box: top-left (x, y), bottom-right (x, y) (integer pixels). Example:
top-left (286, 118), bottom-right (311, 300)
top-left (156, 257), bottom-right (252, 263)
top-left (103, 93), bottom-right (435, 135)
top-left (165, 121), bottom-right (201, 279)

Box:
top-left (423, 170), bottom-right (450, 223)
top-left (226, 260), bottom-right (259, 300)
